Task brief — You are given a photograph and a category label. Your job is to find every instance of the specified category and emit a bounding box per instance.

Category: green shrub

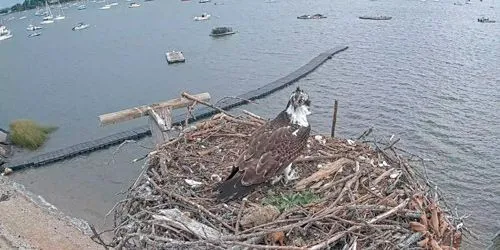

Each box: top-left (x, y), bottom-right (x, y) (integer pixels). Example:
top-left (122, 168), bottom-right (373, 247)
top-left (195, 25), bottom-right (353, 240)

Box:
top-left (9, 120), bottom-right (57, 150)
top-left (263, 191), bottom-right (319, 212)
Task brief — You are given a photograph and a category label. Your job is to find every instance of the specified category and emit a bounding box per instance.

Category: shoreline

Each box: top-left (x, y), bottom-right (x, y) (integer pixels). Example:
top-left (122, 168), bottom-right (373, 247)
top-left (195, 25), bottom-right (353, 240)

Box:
top-left (0, 177), bottom-right (100, 249)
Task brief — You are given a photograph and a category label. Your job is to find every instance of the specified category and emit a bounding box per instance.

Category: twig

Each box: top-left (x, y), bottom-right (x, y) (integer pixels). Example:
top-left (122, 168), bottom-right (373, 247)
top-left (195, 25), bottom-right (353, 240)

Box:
top-left (182, 92), bottom-right (236, 118)
top-left (89, 224), bottom-right (109, 249)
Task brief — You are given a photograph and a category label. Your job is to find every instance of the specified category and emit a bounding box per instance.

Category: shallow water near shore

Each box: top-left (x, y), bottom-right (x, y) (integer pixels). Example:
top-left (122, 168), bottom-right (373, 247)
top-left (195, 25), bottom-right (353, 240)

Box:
top-left (1, 0), bottom-right (499, 248)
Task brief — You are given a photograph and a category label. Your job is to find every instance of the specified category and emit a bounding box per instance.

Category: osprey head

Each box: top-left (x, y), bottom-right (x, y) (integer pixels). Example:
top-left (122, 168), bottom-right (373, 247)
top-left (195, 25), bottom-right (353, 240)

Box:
top-left (287, 86), bottom-right (311, 110)
top-left (286, 87), bottom-right (311, 126)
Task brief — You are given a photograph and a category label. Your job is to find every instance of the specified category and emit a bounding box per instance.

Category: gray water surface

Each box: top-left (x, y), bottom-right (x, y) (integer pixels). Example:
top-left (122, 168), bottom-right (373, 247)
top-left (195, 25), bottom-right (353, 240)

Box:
top-left (1, 0), bottom-right (499, 248)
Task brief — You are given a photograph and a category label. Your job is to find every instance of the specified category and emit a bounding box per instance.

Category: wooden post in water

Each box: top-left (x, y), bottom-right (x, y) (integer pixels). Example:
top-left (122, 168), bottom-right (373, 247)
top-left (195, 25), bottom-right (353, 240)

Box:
top-left (331, 100), bottom-right (338, 138)
top-left (98, 92), bottom-right (210, 147)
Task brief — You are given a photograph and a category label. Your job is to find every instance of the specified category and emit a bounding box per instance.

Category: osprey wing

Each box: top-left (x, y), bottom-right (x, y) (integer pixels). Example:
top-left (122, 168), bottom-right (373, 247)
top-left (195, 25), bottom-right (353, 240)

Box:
top-left (239, 124), bottom-right (311, 186)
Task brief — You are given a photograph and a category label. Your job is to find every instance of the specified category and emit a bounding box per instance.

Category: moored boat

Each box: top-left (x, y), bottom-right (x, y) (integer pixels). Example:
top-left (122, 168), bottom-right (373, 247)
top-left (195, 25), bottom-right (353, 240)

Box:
top-left (297, 14), bottom-right (327, 19)
top-left (0, 25), bottom-right (13, 41)
top-left (27, 24), bottom-right (43, 31)
top-left (77, 4), bottom-right (87, 10)
top-left (199, 0), bottom-right (211, 3)
top-left (129, 2), bottom-right (141, 8)
top-left (359, 15), bottom-right (392, 20)
top-left (28, 32), bottom-right (41, 37)
top-left (478, 17), bottom-right (496, 23)
top-left (72, 22), bottom-right (90, 31)
top-left (194, 13), bottom-right (210, 21)
top-left (210, 26), bottom-right (236, 37)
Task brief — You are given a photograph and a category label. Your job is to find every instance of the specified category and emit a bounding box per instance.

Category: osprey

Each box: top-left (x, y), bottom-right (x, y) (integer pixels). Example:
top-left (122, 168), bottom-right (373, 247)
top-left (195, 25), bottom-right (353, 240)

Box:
top-left (217, 87), bottom-right (311, 201)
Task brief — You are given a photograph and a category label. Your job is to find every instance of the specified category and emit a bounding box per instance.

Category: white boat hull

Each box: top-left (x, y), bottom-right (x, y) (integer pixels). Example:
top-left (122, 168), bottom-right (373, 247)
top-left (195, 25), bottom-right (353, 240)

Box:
top-left (54, 16), bottom-right (65, 20)
top-left (41, 20), bottom-right (54, 24)
top-left (100, 5), bottom-right (111, 9)
top-left (0, 34), bottom-right (13, 41)
top-left (194, 14), bottom-right (211, 21)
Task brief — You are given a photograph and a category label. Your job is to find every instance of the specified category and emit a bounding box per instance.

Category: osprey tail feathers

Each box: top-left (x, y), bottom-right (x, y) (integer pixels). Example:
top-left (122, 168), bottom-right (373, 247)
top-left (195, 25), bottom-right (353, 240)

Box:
top-left (216, 174), bottom-right (254, 202)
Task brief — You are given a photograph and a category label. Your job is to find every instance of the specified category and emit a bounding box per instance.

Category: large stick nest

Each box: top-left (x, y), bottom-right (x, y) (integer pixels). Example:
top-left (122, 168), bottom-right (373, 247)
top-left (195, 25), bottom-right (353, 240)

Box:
top-left (105, 113), bottom-right (463, 249)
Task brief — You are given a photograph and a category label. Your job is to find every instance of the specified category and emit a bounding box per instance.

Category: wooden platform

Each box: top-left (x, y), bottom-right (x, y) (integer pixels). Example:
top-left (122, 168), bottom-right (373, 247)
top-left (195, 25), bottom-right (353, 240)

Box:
top-left (5, 46), bottom-right (348, 172)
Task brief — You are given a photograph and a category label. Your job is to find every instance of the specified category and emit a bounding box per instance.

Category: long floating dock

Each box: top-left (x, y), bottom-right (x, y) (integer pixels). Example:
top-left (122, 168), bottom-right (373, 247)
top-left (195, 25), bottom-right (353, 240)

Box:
top-left (5, 46), bottom-right (348, 171)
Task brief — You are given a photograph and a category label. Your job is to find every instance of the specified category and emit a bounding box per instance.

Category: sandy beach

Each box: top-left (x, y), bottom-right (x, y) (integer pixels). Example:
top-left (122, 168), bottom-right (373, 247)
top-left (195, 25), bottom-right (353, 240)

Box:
top-left (0, 177), bottom-right (101, 249)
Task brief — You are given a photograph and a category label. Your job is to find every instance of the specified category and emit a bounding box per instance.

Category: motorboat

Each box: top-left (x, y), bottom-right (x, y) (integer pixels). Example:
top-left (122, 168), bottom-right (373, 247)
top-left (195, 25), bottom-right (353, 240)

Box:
top-left (478, 17), bottom-right (496, 23)
top-left (0, 25), bottom-right (13, 41)
top-left (129, 2), bottom-right (141, 8)
top-left (194, 13), bottom-right (210, 21)
top-left (27, 24), bottom-right (43, 31)
top-left (297, 14), bottom-right (327, 19)
top-left (77, 5), bottom-right (87, 10)
top-left (165, 51), bottom-right (186, 64)
top-left (210, 26), bottom-right (236, 37)
top-left (100, 4), bottom-right (112, 9)
top-left (109, 2), bottom-right (119, 6)
top-left (199, 0), bottom-right (211, 3)
top-left (72, 22), bottom-right (90, 31)
top-left (28, 32), bottom-right (41, 37)
top-left (359, 15), bottom-right (392, 20)
top-left (19, 16), bottom-right (27, 20)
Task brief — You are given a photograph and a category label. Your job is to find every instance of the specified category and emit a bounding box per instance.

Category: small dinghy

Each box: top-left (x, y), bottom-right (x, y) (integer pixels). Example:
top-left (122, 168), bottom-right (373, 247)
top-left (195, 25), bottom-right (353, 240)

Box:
top-left (210, 26), bottom-right (236, 37)
top-left (28, 32), bottom-right (41, 37)
top-left (359, 15), bottom-right (392, 20)
top-left (165, 51), bottom-right (186, 64)
top-left (199, 0), bottom-right (211, 3)
top-left (478, 17), bottom-right (496, 23)
top-left (194, 13), bottom-right (210, 21)
top-left (77, 4), bottom-right (86, 10)
top-left (72, 22), bottom-right (90, 31)
top-left (129, 2), bottom-right (141, 7)
top-left (297, 14), bottom-right (326, 19)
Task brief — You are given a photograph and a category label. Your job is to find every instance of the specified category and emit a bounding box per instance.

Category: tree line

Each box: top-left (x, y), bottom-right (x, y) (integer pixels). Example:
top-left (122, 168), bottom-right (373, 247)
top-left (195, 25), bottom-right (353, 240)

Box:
top-left (1, 0), bottom-right (76, 14)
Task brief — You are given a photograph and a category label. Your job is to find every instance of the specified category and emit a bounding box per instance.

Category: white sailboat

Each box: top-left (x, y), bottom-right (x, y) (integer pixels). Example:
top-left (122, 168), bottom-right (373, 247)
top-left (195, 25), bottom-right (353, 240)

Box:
top-left (54, 1), bottom-right (66, 20)
top-left (40, 1), bottom-right (54, 24)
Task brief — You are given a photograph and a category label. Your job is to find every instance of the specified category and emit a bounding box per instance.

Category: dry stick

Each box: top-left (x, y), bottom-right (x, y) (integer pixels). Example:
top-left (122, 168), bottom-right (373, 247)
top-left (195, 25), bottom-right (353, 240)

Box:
top-left (235, 199), bottom-right (246, 234)
top-left (309, 199), bottom-right (409, 250)
top-left (89, 224), bottom-right (110, 250)
top-left (149, 179), bottom-right (235, 232)
top-left (182, 92), bottom-right (236, 118)
top-left (294, 155), bottom-right (341, 163)
top-left (226, 241), bottom-right (306, 250)
top-left (331, 100), bottom-right (338, 137)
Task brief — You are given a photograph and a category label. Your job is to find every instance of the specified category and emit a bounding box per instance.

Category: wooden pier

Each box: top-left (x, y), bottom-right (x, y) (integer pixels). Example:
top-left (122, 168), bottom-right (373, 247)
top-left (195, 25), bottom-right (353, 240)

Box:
top-left (4, 46), bottom-right (348, 172)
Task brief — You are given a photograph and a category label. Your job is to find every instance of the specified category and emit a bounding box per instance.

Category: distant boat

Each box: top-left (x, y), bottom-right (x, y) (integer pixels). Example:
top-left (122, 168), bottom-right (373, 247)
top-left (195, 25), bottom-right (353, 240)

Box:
top-left (100, 4), bottom-right (112, 9)
top-left (199, 0), bottom-right (211, 3)
top-left (54, 0), bottom-right (66, 20)
top-left (0, 25), bottom-right (13, 41)
top-left (129, 2), bottom-right (141, 8)
top-left (210, 26), bottom-right (236, 37)
top-left (478, 17), bottom-right (496, 23)
top-left (28, 32), bottom-right (41, 37)
top-left (40, 1), bottom-right (54, 24)
top-left (19, 16), bottom-right (27, 20)
top-left (297, 14), bottom-right (327, 19)
top-left (27, 24), bottom-right (43, 31)
top-left (194, 13), bottom-right (210, 21)
top-left (109, 2), bottom-right (119, 6)
top-left (77, 4), bottom-right (87, 10)
top-left (359, 15), bottom-right (392, 20)
top-left (72, 22), bottom-right (90, 31)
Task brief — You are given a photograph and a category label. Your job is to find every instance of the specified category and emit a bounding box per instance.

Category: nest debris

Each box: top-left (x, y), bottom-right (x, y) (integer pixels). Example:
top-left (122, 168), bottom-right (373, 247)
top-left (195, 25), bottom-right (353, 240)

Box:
top-left (101, 112), bottom-right (464, 249)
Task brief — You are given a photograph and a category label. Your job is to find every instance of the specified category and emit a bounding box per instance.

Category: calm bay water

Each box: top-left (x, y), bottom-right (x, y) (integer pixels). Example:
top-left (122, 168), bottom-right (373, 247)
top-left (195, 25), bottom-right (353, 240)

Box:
top-left (1, 0), bottom-right (499, 248)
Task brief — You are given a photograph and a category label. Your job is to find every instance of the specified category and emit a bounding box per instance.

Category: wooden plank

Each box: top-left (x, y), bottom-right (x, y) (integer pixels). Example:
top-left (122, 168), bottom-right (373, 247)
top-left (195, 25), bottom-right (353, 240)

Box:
top-left (98, 93), bottom-right (210, 126)
top-left (148, 107), bottom-right (172, 147)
